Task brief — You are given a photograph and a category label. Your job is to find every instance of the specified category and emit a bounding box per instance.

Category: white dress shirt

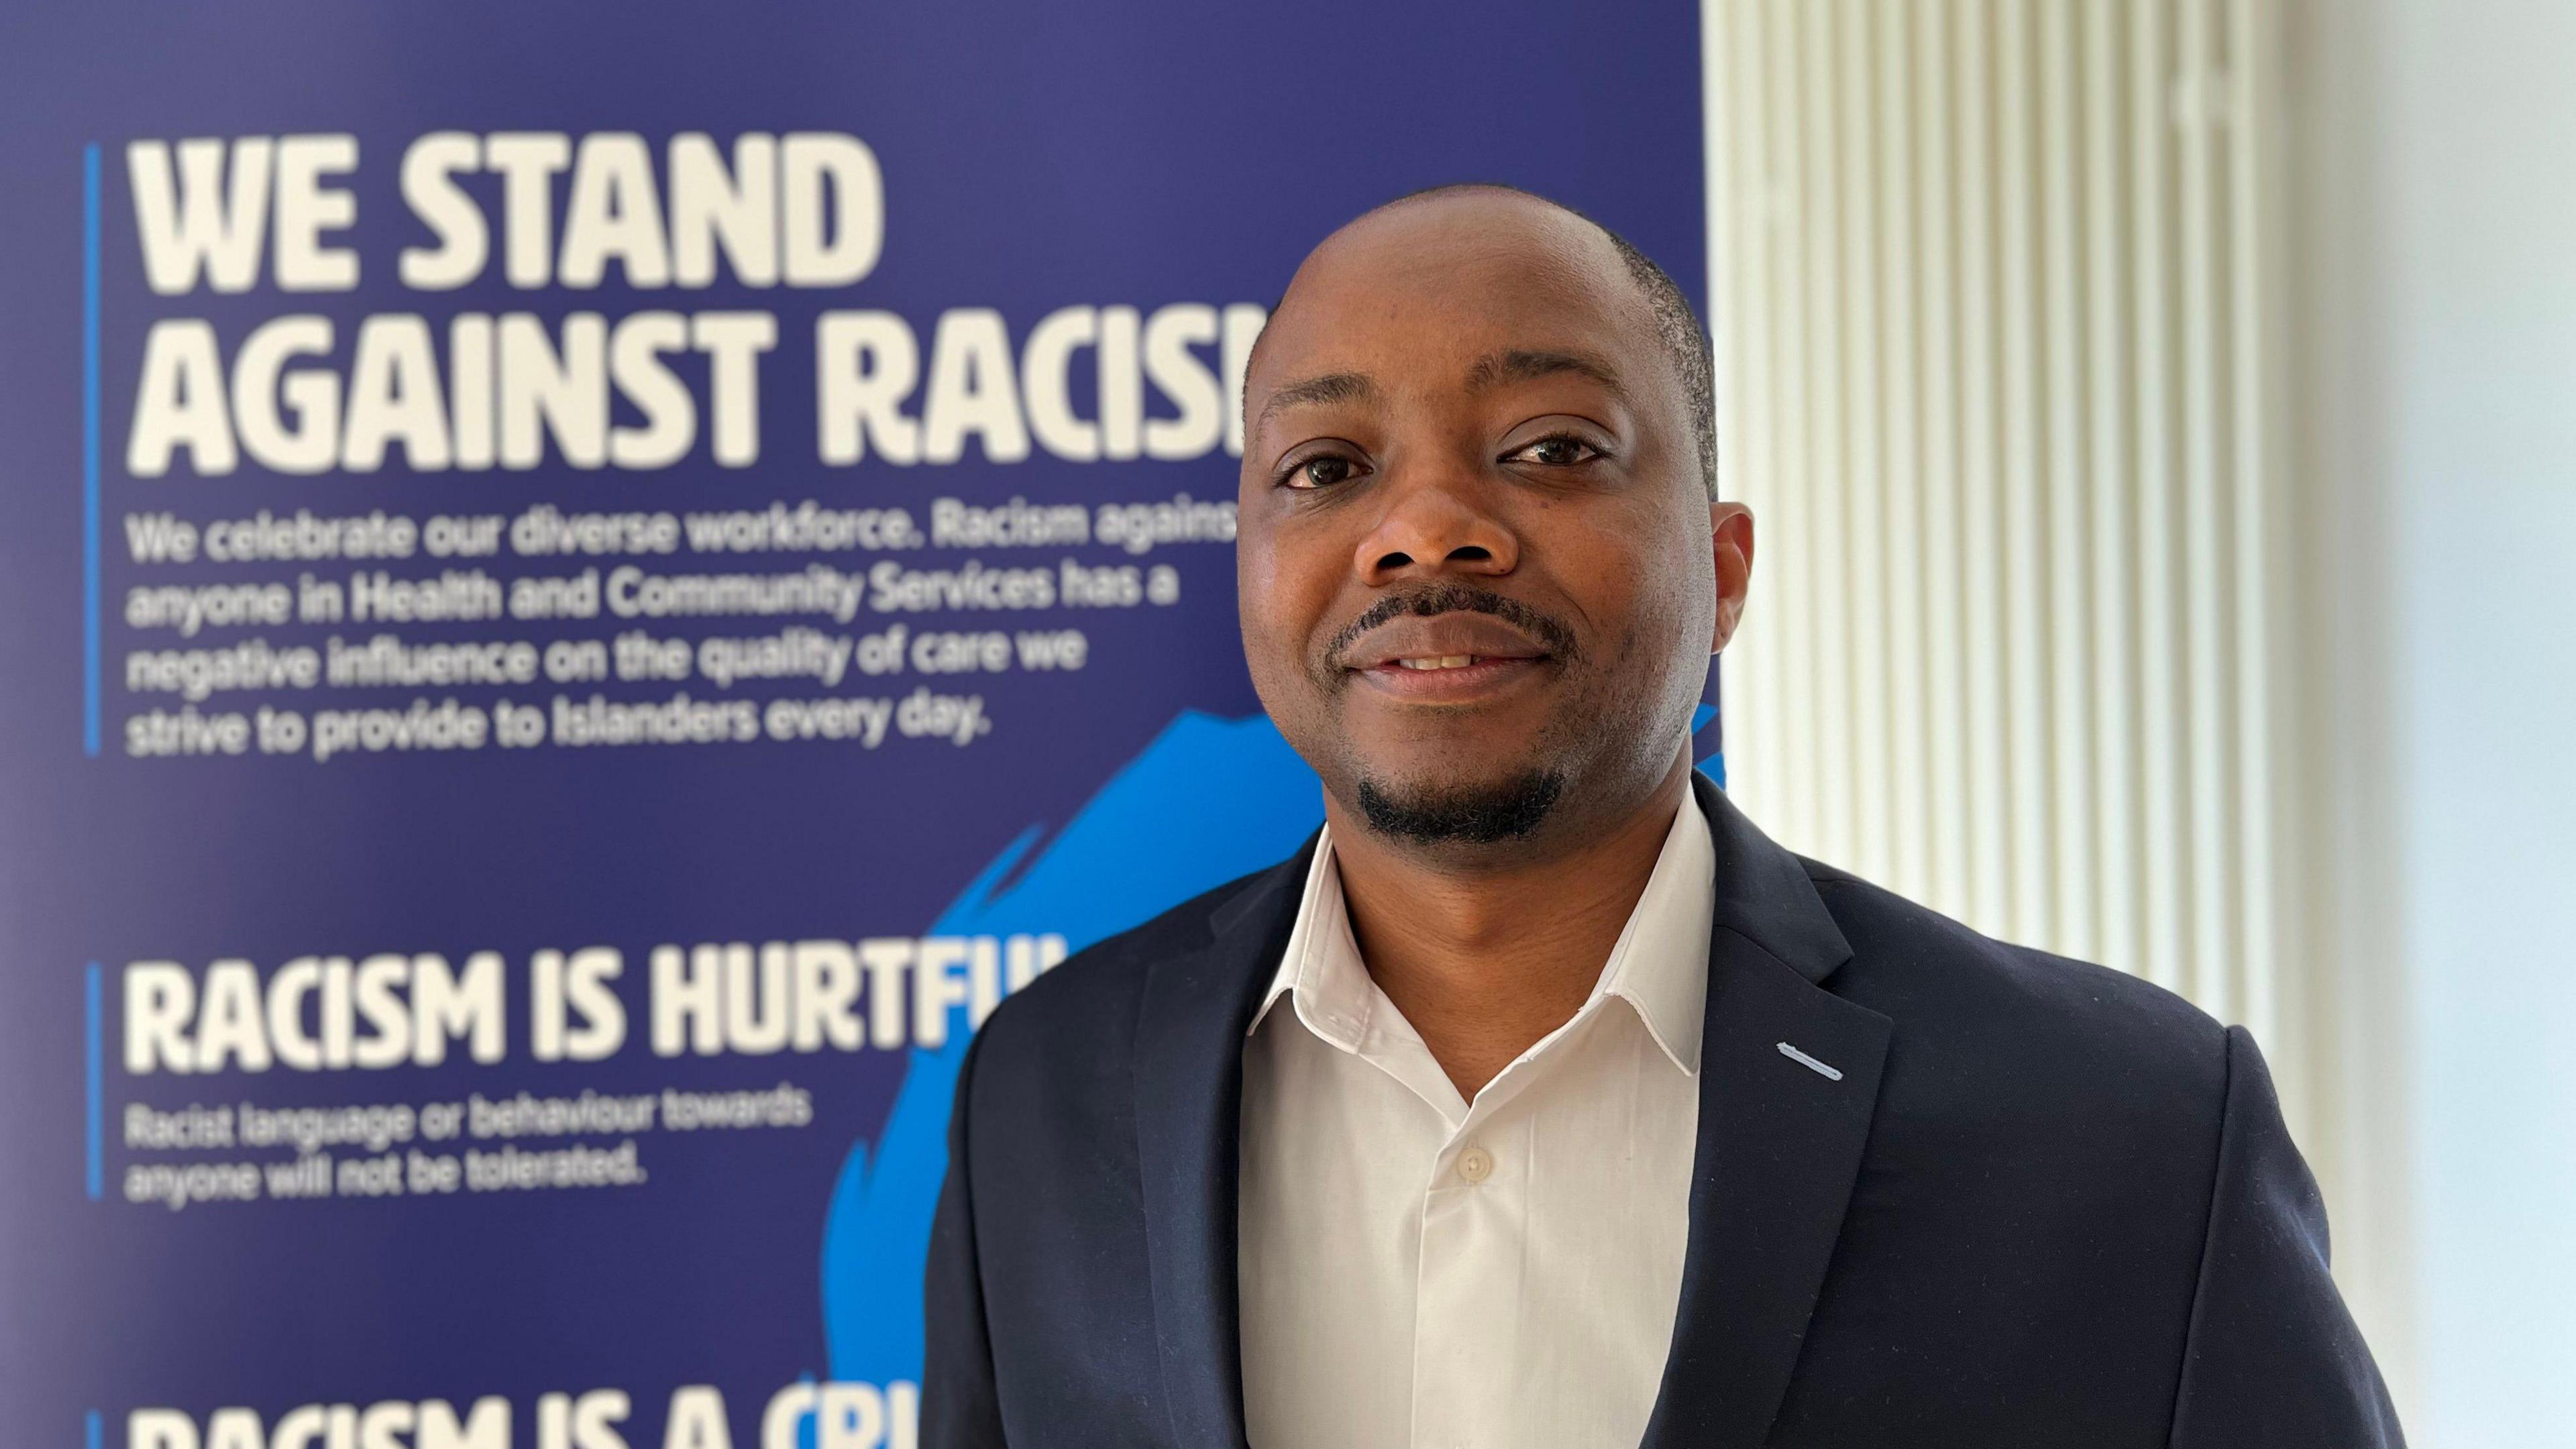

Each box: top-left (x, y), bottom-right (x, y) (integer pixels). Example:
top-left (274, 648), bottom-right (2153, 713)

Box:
top-left (1237, 791), bottom-right (1715, 1449)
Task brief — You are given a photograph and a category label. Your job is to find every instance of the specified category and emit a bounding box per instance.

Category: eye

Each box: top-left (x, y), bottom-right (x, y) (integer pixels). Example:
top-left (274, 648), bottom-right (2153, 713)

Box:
top-left (1283, 453), bottom-right (1368, 490)
top-left (1506, 434), bottom-right (1604, 468)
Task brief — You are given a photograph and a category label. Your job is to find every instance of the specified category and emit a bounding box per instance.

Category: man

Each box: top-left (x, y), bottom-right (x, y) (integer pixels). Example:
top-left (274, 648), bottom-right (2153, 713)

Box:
top-left (924, 185), bottom-right (2400, 1448)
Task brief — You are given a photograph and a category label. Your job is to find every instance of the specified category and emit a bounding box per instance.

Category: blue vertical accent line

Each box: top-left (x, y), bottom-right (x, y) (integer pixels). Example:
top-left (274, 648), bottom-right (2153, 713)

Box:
top-left (87, 1409), bottom-right (102, 1449)
top-left (85, 963), bottom-right (103, 1201)
top-left (83, 143), bottom-right (103, 758)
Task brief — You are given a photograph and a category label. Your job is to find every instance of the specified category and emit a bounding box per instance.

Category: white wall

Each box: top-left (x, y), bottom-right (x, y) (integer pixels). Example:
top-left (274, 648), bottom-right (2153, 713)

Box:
top-left (2291, 0), bottom-right (2576, 1441)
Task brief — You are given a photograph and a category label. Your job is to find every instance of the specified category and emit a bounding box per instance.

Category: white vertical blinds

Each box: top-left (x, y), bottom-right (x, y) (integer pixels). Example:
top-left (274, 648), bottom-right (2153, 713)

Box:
top-left (1702, 0), bottom-right (2290, 1048)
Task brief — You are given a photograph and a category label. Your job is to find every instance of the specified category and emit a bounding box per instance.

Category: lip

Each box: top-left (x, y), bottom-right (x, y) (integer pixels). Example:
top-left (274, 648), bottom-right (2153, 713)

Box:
top-left (1343, 612), bottom-right (1552, 670)
top-left (1353, 654), bottom-right (1548, 702)
top-left (1339, 612), bottom-right (1554, 702)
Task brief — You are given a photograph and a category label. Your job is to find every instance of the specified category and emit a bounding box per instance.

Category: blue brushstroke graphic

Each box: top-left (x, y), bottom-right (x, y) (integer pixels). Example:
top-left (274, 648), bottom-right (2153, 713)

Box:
top-left (816, 702), bottom-right (1725, 1387)
top-left (819, 711), bottom-right (1320, 1386)
top-left (1693, 703), bottom-right (1723, 786)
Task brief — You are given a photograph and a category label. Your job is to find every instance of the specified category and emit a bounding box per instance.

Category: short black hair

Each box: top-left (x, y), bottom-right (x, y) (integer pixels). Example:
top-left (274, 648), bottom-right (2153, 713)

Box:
top-left (1380, 183), bottom-right (1719, 499)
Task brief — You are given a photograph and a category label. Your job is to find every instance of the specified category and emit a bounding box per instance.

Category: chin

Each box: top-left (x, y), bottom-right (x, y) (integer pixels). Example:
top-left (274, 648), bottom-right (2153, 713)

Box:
top-left (1352, 766), bottom-right (1568, 846)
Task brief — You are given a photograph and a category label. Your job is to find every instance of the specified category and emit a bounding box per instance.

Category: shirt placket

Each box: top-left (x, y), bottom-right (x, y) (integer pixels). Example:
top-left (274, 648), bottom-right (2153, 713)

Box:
top-left (1404, 1037), bottom-right (1574, 1449)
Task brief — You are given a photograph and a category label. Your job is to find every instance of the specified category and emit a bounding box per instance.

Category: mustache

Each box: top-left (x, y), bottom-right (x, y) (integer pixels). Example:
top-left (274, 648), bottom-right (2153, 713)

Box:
top-left (1322, 584), bottom-right (1581, 669)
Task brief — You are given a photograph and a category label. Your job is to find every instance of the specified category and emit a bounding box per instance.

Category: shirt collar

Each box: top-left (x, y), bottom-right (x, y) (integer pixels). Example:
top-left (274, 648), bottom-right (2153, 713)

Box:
top-left (1246, 822), bottom-right (1377, 1052)
top-left (1246, 788), bottom-right (1714, 1075)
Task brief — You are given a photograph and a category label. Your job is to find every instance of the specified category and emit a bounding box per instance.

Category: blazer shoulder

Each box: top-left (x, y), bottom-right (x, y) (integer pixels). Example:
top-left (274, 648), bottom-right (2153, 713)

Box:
top-left (970, 857), bottom-right (1288, 1063)
top-left (1801, 859), bottom-right (2231, 1130)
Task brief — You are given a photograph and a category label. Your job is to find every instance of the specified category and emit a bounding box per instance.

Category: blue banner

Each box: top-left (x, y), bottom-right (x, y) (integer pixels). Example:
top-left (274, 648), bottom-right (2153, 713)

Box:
top-left (0, 5), bottom-right (1707, 1444)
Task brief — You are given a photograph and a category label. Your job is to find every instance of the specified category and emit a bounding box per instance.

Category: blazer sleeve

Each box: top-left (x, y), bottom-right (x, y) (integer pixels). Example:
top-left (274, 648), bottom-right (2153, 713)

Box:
top-left (2167, 1026), bottom-right (2406, 1448)
top-left (923, 1026), bottom-right (1008, 1449)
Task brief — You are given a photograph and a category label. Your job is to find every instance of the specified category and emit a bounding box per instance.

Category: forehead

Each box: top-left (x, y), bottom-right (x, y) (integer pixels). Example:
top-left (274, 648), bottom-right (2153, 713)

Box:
top-left (1251, 195), bottom-right (1662, 402)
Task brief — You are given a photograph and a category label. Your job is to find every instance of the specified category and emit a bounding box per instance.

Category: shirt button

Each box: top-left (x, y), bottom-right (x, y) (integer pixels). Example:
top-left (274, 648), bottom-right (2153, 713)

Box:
top-left (1456, 1145), bottom-right (1495, 1184)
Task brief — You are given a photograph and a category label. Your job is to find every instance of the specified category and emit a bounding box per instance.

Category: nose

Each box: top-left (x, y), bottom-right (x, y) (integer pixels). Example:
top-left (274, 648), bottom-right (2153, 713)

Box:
top-left (1352, 468), bottom-right (1520, 586)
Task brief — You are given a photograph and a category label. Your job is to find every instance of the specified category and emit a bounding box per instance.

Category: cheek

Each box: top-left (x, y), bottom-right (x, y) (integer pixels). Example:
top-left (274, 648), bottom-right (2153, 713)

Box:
top-left (1235, 523), bottom-right (1336, 674)
top-left (1556, 511), bottom-right (1707, 671)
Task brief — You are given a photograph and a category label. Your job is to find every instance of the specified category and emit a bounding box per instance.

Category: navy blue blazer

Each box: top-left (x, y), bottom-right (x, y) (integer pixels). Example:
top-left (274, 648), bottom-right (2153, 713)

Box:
top-left (924, 775), bottom-right (2402, 1446)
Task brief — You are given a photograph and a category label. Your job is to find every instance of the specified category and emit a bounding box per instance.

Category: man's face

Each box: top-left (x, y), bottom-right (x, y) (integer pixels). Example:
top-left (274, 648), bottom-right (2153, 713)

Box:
top-left (1237, 191), bottom-right (1748, 851)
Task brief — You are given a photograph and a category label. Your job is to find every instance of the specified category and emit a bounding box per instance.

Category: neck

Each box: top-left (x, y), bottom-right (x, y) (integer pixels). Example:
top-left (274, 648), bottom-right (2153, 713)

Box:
top-left (1326, 757), bottom-right (1694, 1099)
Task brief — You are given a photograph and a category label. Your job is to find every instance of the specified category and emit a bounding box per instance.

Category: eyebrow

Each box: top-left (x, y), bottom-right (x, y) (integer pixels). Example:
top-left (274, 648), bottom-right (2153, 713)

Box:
top-left (1252, 370), bottom-right (1379, 437)
top-left (1250, 348), bottom-right (1629, 441)
top-left (1466, 348), bottom-right (1629, 402)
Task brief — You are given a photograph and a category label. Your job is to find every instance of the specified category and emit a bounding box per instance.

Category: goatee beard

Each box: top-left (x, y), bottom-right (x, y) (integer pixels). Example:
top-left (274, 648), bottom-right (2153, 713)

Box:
top-left (1354, 768), bottom-right (1567, 845)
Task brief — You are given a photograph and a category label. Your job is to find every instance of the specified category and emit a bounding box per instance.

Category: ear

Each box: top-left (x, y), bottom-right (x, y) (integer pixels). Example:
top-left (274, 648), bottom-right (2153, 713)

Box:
top-left (1709, 500), bottom-right (1755, 655)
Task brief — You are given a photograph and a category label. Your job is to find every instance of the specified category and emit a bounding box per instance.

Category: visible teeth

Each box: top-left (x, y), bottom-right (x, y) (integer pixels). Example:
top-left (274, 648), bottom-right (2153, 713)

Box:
top-left (1397, 655), bottom-right (1477, 671)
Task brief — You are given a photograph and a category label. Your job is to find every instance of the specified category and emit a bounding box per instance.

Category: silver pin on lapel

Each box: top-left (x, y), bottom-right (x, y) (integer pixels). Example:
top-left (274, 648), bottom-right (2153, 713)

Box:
top-left (1777, 1040), bottom-right (1843, 1081)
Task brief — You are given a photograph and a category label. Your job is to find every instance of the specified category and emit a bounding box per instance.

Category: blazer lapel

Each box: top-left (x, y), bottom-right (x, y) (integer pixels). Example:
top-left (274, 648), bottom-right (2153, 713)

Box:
top-left (1131, 838), bottom-right (1313, 1449)
top-left (1642, 777), bottom-right (1894, 1449)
